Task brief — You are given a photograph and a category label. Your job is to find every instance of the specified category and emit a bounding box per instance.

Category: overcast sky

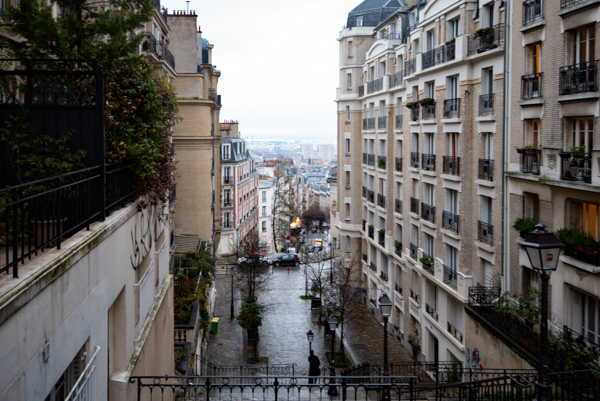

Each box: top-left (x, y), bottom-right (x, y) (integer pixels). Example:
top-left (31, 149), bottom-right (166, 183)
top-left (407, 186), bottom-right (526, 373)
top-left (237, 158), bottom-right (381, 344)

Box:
top-left (162, 0), bottom-right (361, 142)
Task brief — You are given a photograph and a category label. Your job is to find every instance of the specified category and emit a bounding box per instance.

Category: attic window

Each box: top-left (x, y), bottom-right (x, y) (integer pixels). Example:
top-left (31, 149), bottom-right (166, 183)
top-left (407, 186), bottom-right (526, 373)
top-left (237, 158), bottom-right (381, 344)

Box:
top-left (356, 15), bottom-right (364, 27)
top-left (222, 144), bottom-right (230, 160)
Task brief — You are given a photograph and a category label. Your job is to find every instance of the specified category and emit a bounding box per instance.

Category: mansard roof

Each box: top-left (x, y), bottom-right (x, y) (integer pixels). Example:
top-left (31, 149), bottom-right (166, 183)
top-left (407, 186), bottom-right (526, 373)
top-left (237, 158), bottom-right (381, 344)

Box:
top-left (346, 0), bottom-right (405, 28)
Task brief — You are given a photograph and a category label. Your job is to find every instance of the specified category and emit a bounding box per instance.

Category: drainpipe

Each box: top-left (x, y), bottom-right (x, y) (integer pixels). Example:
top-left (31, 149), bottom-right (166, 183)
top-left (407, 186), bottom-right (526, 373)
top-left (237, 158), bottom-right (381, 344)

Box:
top-left (501, 0), bottom-right (512, 293)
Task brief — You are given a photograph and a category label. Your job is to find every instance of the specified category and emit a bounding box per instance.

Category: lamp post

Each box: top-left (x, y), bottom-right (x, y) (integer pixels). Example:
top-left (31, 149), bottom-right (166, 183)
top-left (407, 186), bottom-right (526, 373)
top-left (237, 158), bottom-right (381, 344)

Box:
top-left (521, 223), bottom-right (563, 401)
top-left (379, 293), bottom-right (392, 401)
top-left (327, 317), bottom-right (338, 396)
top-left (306, 329), bottom-right (314, 353)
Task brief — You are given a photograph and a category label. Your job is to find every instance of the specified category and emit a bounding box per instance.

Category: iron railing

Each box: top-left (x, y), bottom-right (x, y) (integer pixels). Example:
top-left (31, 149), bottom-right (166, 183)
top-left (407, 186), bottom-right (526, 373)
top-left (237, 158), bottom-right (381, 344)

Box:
top-left (377, 193), bottom-right (386, 208)
top-left (477, 220), bottom-right (493, 244)
top-left (443, 264), bottom-right (458, 290)
top-left (422, 44), bottom-right (455, 70)
top-left (197, 357), bottom-right (295, 377)
top-left (425, 303), bottom-right (438, 320)
top-left (404, 58), bottom-right (416, 77)
top-left (358, 85), bottom-right (364, 97)
top-left (162, 45), bottom-right (175, 69)
top-left (395, 157), bottom-right (402, 172)
top-left (521, 72), bottom-right (543, 99)
top-left (367, 117), bottom-right (375, 130)
top-left (479, 93), bottom-right (494, 116)
top-left (421, 203), bottom-right (435, 223)
top-left (362, 153), bottom-right (368, 164)
top-left (422, 154), bottom-right (436, 171)
top-left (367, 153), bottom-right (375, 166)
top-left (395, 113), bottom-right (402, 129)
top-left (410, 152), bottom-right (419, 168)
top-left (390, 71), bottom-right (403, 88)
top-left (442, 211), bottom-right (459, 233)
top-left (362, 118), bottom-right (367, 130)
top-left (409, 288), bottom-right (419, 303)
top-left (367, 77), bottom-right (384, 94)
top-left (377, 155), bottom-right (386, 169)
top-left (142, 32), bottom-right (158, 56)
top-left (378, 116), bottom-right (386, 129)
top-left (559, 61), bottom-right (598, 95)
top-left (518, 149), bottom-right (541, 174)
top-left (367, 189), bottom-right (375, 203)
top-left (563, 325), bottom-right (600, 357)
top-left (523, 0), bottom-right (543, 25)
top-left (422, 103), bottom-right (435, 120)
top-left (478, 158), bottom-right (494, 181)
top-left (559, 152), bottom-right (592, 183)
top-left (443, 98), bottom-right (460, 118)
top-left (447, 322), bottom-right (462, 343)
top-left (410, 106), bottom-right (419, 121)
top-left (409, 243), bottom-right (418, 260)
top-left (410, 197), bottom-right (419, 214)
top-left (442, 156), bottom-right (460, 175)
top-left (561, 0), bottom-right (586, 7)
top-left (395, 199), bottom-right (402, 214)
top-left (467, 24), bottom-right (505, 55)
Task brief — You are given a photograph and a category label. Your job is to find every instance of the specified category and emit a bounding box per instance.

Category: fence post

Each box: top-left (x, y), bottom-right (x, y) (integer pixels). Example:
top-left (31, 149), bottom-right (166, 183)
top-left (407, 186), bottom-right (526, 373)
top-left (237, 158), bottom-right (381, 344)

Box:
top-left (205, 377), bottom-right (211, 401)
top-left (274, 377), bottom-right (279, 401)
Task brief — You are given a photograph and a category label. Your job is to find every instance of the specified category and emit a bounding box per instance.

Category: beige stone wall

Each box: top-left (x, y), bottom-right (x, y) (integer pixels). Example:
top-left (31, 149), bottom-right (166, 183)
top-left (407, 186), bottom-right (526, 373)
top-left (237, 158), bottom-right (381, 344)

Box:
top-left (168, 14), bottom-right (200, 74)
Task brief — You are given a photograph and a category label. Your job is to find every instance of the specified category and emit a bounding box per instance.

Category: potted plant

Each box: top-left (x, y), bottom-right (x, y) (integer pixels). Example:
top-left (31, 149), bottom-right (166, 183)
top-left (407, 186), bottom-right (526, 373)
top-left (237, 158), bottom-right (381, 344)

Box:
top-left (445, 38), bottom-right (456, 45)
top-left (405, 101), bottom-right (419, 109)
top-left (474, 27), bottom-right (494, 39)
top-left (407, 331), bottom-right (421, 358)
top-left (395, 240), bottom-right (402, 249)
top-left (419, 97), bottom-right (435, 106)
top-left (571, 145), bottom-right (587, 158)
top-left (513, 217), bottom-right (536, 238)
top-left (377, 158), bottom-right (385, 168)
top-left (419, 256), bottom-right (432, 267)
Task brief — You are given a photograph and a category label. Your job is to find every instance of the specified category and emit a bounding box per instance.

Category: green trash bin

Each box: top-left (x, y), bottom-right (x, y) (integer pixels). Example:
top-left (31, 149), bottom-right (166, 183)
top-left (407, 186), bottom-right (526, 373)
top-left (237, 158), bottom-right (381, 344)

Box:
top-left (211, 318), bottom-right (219, 334)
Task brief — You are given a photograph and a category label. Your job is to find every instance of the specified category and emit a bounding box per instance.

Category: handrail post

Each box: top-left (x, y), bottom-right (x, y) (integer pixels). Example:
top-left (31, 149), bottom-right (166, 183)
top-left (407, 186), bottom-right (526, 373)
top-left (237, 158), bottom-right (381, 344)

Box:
top-left (274, 377), bottom-right (279, 401)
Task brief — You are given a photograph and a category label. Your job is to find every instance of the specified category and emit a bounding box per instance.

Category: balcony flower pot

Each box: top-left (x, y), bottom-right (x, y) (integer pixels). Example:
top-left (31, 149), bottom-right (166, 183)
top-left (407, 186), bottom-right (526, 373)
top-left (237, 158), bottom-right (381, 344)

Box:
top-left (418, 98), bottom-right (435, 106)
top-left (571, 145), bottom-right (587, 158)
top-left (513, 217), bottom-right (536, 238)
top-left (405, 101), bottom-right (419, 109)
top-left (419, 257), bottom-right (432, 267)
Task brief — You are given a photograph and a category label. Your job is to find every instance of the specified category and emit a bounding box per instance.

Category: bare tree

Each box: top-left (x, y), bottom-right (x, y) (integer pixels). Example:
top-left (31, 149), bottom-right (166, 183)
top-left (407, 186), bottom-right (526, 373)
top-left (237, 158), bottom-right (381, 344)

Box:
top-left (301, 204), bottom-right (328, 233)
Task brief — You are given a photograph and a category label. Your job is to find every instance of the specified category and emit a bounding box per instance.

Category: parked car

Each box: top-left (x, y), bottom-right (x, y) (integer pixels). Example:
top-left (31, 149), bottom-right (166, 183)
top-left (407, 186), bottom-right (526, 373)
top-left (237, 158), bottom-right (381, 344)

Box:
top-left (237, 253), bottom-right (269, 266)
top-left (272, 253), bottom-right (300, 267)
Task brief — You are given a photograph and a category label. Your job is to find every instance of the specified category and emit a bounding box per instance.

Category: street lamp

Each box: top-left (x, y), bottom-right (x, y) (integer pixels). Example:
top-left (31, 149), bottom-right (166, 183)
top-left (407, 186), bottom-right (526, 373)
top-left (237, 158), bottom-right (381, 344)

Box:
top-left (306, 329), bottom-right (314, 353)
top-left (379, 293), bottom-right (393, 401)
top-left (521, 223), bottom-right (563, 401)
top-left (327, 317), bottom-right (338, 396)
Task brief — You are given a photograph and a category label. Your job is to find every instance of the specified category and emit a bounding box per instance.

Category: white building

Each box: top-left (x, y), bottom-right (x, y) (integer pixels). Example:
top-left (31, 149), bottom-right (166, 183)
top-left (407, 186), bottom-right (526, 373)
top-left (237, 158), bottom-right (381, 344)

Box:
top-left (258, 177), bottom-right (277, 252)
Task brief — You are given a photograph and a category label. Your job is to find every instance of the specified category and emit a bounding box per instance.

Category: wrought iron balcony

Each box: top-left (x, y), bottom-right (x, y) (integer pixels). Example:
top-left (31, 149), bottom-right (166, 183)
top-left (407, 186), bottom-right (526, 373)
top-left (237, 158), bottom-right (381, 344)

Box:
top-left (395, 157), bottom-right (402, 172)
top-left (477, 220), bottom-right (493, 244)
top-left (395, 199), bottom-right (402, 214)
top-left (442, 156), bottom-right (459, 175)
top-left (559, 151), bottom-right (592, 183)
top-left (410, 106), bottom-right (419, 122)
top-left (410, 152), bottom-right (419, 168)
top-left (378, 230), bottom-right (385, 246)
top-left (142, 32), bottom-right (158, 56)
top-left (421, 202), bottom-right (435, 223)
top-left (422, 153), bottom-right (435, 171)
top-left (517, 148), bottom-right (541, 174)
top-left (404, 58), bottom-right (416, 77)
top-left (443, 98), bottom-right (460, 119)
top-left (421, 103), bottom-right (435, 120)
top-left (395, 114), bottom-right (402, 129)
top-left (521, 72), bottom-right (543, 100)
top-left (223, 199), bottom-right (233, 207)
top-left (367, 153), bottom-right (375, 166)
top-left (362, 152), bottom-right (368, 164)
top-left (447, 322), bottom-right (463, 343)
top-left (410, 288), bottom-right (419, 303)
top-left (362, 119), bottom-right (367, 130)
top-left (410, 242), bottom-right (418, 260)
top-left (223, 221), bottom-right (233, 229)
top-left (358, 85), bottom-right (364, 97)
top-left (561, 0), bottom-right (586, 7)
top-left (478, 159), bottom-right (494, 181)
top-left (377, 155), bottom-right (386, 169)
top-left (367, 189), bottom-right (375, 203)
top-left (367, 77), bottom-right (384, 94)
top-left (162, 45), bottom-right (175, 69)
top-left (367, 117), bottom-right (375, 130)
top-left (390, 71), bottom-right (403, 88)
top-left (443, 264), bottom-right (458, 290)
top-left (479, 93), bottom-right (494, 116)
top-left (523, 0), bottom-right (542, 25)
top-left (377, 116), bottom-right (386, 129)
top-left (410, 197), bottom-right (419, 214)
top-left (559, 61), bottom-right (598, 95)
top-left (377, 193), bottom-right (386, 208)
top-left (368, 225), bottom-right (374, 239)
top-left (467, 24), bottom-right (505, 55)
top-left (425, 303), bottom-right (438, 321)
top-left (442, 211), bottom-right (459, 233)
top-left (563, 325), bottom-right (600, 356)
top-left (422, 43), bottom-right (455, 70)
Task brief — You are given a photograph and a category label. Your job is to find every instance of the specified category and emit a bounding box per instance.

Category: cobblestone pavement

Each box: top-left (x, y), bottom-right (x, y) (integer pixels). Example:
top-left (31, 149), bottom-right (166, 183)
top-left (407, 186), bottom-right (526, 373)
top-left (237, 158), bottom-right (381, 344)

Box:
top-left (207, 262), bottom-right (413, 374)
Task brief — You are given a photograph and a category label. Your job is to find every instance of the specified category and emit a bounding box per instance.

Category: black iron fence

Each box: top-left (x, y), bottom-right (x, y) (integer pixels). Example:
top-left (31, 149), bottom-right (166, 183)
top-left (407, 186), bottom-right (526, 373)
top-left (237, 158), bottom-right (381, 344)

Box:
top-left (443, 156), bottom-right (460, 175)
top-left (410, 152), bottom-right (419, 168)
top-left (443, 98), bottom-right (460, 118)
top-left (422, 153), bottom-right (435, 171)
top-left (478, 158), bottom-right (494, 181)
top-left (442, 211), bottom-right (459, 233)
top-left (477, 220), bottom-right (493, 244)
top-left (467, 24), bottom-right (505, 55)
top-left (479, 93), bottom-right (494, 116)
top-left (421, 203), bottom-right (435, 223)
top-left (560, 151), bottom-right (592, 183)
top-left (518, 149), bottom-right (541, 174)
top-left (521, 72), bottom-right (543, 100)
top-left (559, 61), bottom-right (598, 95)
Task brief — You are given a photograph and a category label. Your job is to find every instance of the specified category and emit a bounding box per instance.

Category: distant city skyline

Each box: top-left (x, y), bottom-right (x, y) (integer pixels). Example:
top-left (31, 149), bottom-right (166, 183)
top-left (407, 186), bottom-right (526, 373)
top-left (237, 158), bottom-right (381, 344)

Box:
top-left (162, 0), bottom-right (360, 141)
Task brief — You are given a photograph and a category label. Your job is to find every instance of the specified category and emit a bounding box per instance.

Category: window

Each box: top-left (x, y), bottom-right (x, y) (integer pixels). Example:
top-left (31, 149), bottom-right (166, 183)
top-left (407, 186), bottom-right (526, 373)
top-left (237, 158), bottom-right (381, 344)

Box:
top-left (379, 139), bottom-right (386, 156)
top-left (424, 133), bottom-right (434, 154)
top-left (262, 206), bottom-right (266, 216)
top-left (568, 287), bottom-right (600, 346)
top-left (569, 25), bottom-right (595, 64)
top-left (483, 3), bottom-right (494, 28)
top-left (345, 138), bottom-right (351, 154)
top-left (348, 40), bottom-right (353, 57)
top-left (448, 133), bottom-right (459, 158)
top-left (411, 224), bottom-right (419, 247)
top-left (262, 221), bottom-right (267, 232)
top-left (423, 183), bottom-right (434, 205)
top-left (222, 144), bottom-right (230, 160)
top-left (424, 233), bottom-right (434, 258)
top-left (425, 29), bottom-right (435, 51)
top-left (369, 66), bottom-right (375, 81)
top-left (356, 15), bottom-right (363, 27)
top-left (480, 196), bottom-right (492, 224)
top-left (224, 189), bottom-right (231, 204)
top-left (347, 73), bottom-right (352, 90)
top-left (224, 167), bottom-right (231, 182)
top-left (380, 61), bottom-right (386, 77)
top-left (445, 244), bottom-right (458, 273)
top-left (345, 171), bottom-right (350, 188)
top-left (45, 343), bottom-right (87, 401)
top-left (345, 203), bottom-right (351, 218)
top-left (482, 68), bottom-right (493, 95)
top-left (346, 236), bottom-right (351, 250)
top-left (527, 43), bottom-right (541, 75)
top-left (447, 75), bottom-right (459, 99)
top-left (369, 103), bottom-right (375, 118)
top-left (524, 119), bottom-right (540, 147)
top-left (447, 18), bottom-right (460, 40)
top-left (568, 118), bottom-right (594, 152)
top-left (261, 191), bottom-right (266, 202)
top-left (345, 106), bottom-right (351, 122)
top-left (396, 223), bottom-right (403, 242)
top-left (445, 189), bottom-right (459, 214)
top-left (523, 192), bottom-right (539, 222)
top-left (379, 100), bottom-right (386, 117)
top-left (425, 81), bottom-right (435, 98)
top-left (567, 200), bottom-right (599, 240)
top-left (483, 133), bottom-right (493, 159)
top-left (412, 133), bottom-right (419, 152)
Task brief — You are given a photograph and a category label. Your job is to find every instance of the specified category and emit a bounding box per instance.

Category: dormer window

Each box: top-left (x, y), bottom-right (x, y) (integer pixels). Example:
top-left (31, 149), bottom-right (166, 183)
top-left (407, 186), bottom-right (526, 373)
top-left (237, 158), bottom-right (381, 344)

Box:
top-left (356, 15), bottom-right (364, 27)
top-left (222, 144), bottom-right (231, 160)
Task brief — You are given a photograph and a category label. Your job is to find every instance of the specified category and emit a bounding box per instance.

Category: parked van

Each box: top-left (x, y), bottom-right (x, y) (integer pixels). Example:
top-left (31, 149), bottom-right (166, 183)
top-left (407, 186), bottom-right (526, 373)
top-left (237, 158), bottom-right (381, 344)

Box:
top-left (287, 247), bottom-right (297, 254)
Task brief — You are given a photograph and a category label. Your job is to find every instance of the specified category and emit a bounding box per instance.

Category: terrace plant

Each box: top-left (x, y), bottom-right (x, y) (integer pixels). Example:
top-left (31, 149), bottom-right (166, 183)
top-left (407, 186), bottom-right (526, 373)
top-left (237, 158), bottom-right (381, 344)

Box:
top-left (419, 97), bottom-right (435, 106)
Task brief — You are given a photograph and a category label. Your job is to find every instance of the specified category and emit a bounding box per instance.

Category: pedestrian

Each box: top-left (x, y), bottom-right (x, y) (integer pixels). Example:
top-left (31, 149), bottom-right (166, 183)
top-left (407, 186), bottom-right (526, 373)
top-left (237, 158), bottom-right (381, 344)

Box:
top-left (308, 350), bottom-right (320, 384)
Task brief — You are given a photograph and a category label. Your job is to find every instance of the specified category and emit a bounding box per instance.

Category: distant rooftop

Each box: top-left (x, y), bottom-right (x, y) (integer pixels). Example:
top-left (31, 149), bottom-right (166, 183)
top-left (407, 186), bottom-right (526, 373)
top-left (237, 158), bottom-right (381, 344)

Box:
top-left (346, 0), bottom-right (405, 28)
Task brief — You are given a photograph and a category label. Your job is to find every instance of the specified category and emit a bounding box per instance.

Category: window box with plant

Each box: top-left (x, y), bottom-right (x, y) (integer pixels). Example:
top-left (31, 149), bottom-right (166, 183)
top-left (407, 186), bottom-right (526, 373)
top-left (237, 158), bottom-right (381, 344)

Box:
top-left (419, 98), bottom-right (435, 106)
top-left (405, 101), bottom-right (419, 109)
top-left (377, 158), bottom-right (385, 168)
top-left (570, 145), bottom-right (587, 158)
top-left (513, 217), bottom-right (536, 238)
top-left (555, 228), bottom-right (600, 266)
top-left (419, 256), bottom-right (432, 268)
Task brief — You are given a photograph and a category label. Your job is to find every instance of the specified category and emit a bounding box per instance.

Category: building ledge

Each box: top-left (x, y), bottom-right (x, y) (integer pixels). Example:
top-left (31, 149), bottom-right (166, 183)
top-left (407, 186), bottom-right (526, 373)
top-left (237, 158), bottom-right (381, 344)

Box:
top-left (560, 254), bottom-right (600, 274)
top-left (559, 0), bottom-right (600, 17)
top-left (519, 19), bottom-right (545, 33)
top-left (518, 97), bottom-right (544, 106)
top-left (558, 92), bottom-right (600, 103)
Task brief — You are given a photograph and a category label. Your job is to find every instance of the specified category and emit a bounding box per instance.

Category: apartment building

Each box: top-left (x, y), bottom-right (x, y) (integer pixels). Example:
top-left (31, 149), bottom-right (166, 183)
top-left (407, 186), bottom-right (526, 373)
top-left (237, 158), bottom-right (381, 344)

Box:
top-left (504, 0), bottom-right (600, 359)
top-left (258, 176), bottom-right (276, 252)
top-left (169, 13), bottom-right (223, 252)
top-left (218, 122), bottom-right (259, 256)
top-left (337, 0), bottom-right (506, 365)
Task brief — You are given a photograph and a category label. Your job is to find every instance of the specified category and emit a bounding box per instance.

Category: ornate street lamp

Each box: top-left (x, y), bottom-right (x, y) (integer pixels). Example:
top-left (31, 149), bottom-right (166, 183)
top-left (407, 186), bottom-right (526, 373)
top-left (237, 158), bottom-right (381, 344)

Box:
top-left (379, 293), bottom-right (393, 401)
top-left (521, 223), bottom-right (563, 401)
top-left (306, 329), bottom-right (314, 353)
top-left (327, 317), bottom-right (339, 396)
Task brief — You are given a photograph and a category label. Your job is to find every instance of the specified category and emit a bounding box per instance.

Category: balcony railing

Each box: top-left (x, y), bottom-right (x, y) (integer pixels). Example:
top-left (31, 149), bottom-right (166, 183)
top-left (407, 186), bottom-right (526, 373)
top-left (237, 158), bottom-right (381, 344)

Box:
top-left (377, 116), bottom-right (386, 129)
top-left (559, 152), bottom-right (592, 183)
top-left (362, 153), bottom-right (368, 164)
top-left (410, 197), bottom-right (419, 214)
top-left (395, 113), bottom-right (402, 129)
top-left (467, 24), bottom-right (505, 55)
top-left (442, 156), bottom-right (459, 175)
top-left (377, 193), bottom-right (386, 208)
top-left (521, 72), bottom-right (543, 100)
top-left (404, 58), bottom-right (416, 77)
top-left (367, 77), bottom-right (384, 94)
top-left (442, 98), bottom-right (460, 118)
top-left (425, 303), bottom-right (438, 321)
top-left (395, 199), bottom-right (402, 214)
top-left (563, 325), bottom-right (600, 356)
top-left (422, 153), bottom-right (435, 171)
top-left (561, 0), bottom-right (586, 7)
top-left (358, 85), bottom-right (365, 97)
top-left (223, 199), bottom-right (233, 207)
top-left (478, 220), bottom-right (493, 244)
top-left (367, 189), bottom-right (375, 203)
top-left (479, 94), bottom-right (494, 116)
top-left (367, 117), bottom-right (375, 130)
top-left (447, 322), bottom-right (463, 343)
top-left (410, 106), bottom-right (419, 122)
top-left (422, 44), bottom-right (455, 70)
top-left (142, 32), bottom-right (158, 56)
top-left (442, 211), bottom-right (459, 233)
top-left (362, 119), bottom-right (367, 130)
top-left (410, 288), bottom-right (419, 303)
top-left (368, 225), bottom-right (374, 239)
top-left (410, 243), bottom-right (418, 260)
top-left (223, 221), bottom-right (232, 229)
top-left (377, 155), bottom-right (386, 169)
top-left (443, 264), bottom-right (458, 290)
top-left (390, 71), bottom-right (403, 88)
top-left (421, 203), bottom-right (435, 223)
top-left (367, 153), bottom-right (375, 166)
top-left (162, 45), bottom-right (175, 69)
top-left (517, 149), bottom-right (541, 174)
top-left (378, 231), bottom-right (385, 246)
top-left (394, 283), bottom-right (402, 294)
top-left (421, 103), bottom-right (435, 120)
top-left (410, 152), bottom-right (419, 168)
top-left (523, 0), bottom-right (543, 25)
top-left (559, 61), bottom-right (598, 95)
top-left (395, 157), bottom-right (402, 172)
top-left (478, 159), bottom-right (494, 181)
